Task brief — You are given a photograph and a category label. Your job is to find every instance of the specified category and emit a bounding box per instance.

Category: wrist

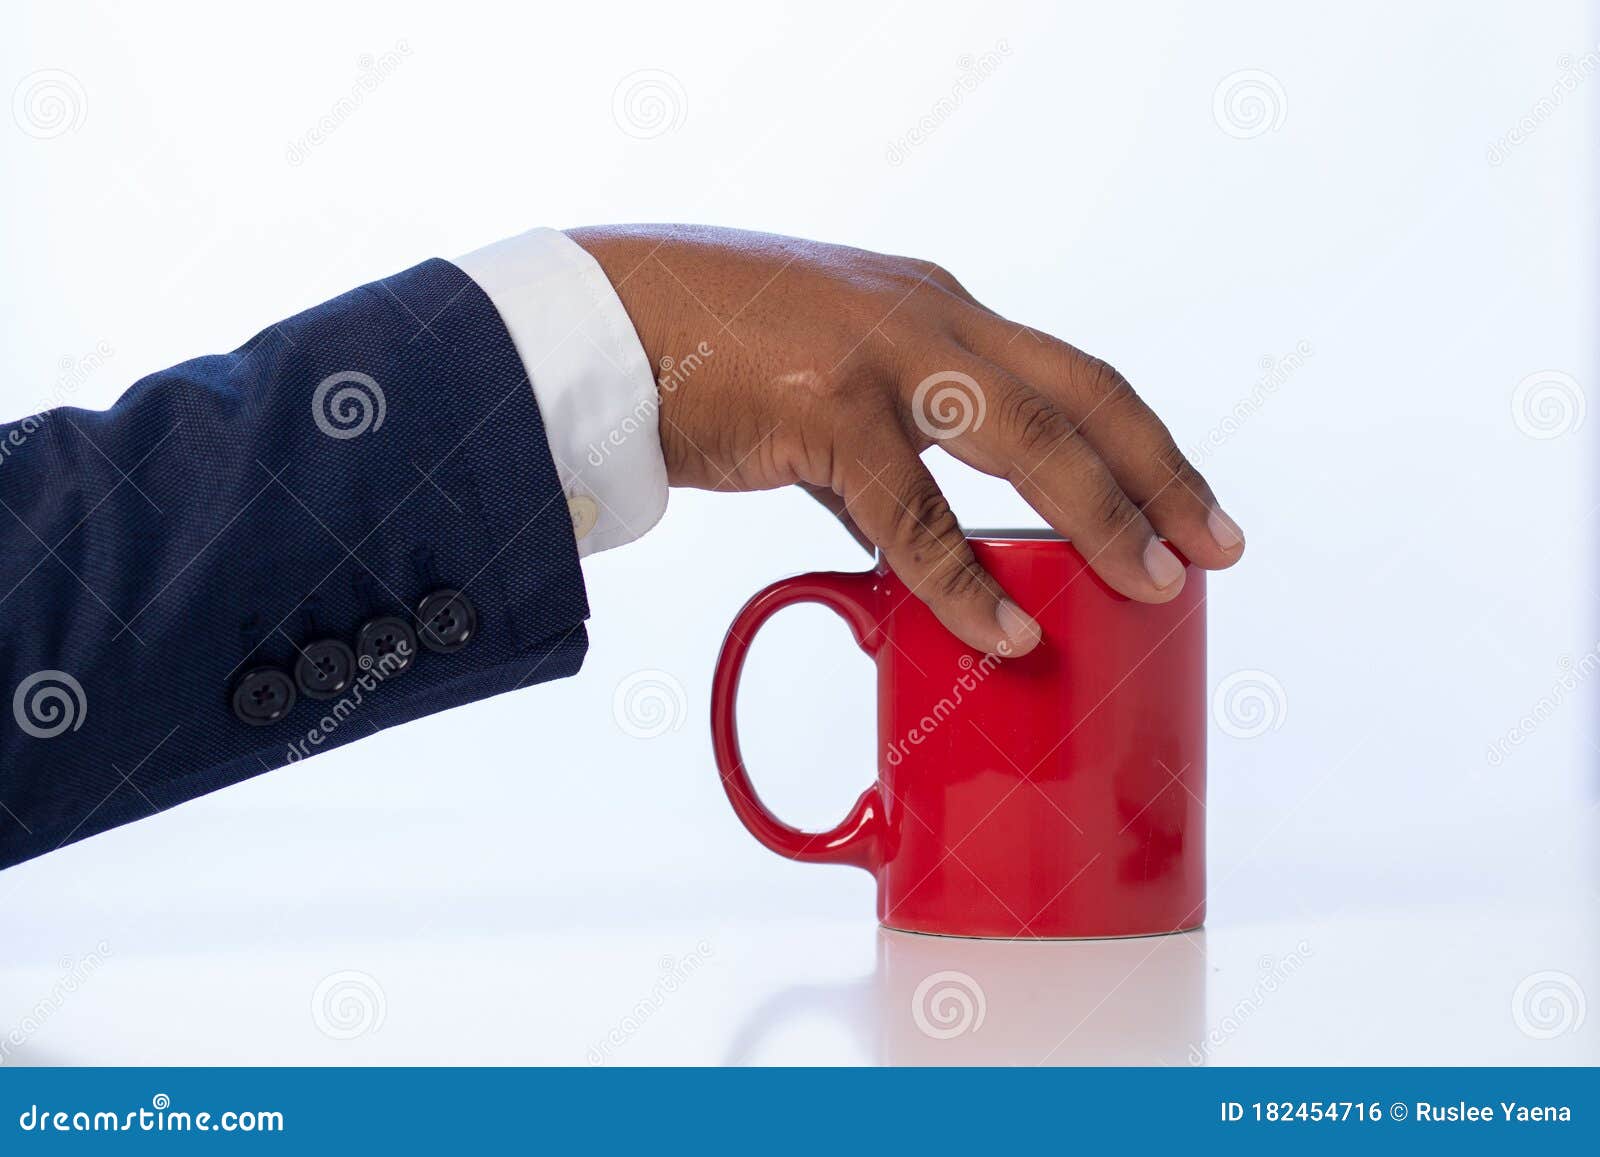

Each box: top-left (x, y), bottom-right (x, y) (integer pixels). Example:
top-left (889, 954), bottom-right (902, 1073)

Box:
top-left (563, 227), bottom-right (672, 372)
top-left (456, 226), bottom-right (669, 554)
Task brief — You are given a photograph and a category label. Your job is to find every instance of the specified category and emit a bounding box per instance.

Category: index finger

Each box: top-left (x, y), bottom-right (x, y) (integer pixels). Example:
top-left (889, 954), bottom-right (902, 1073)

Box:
top-left (971, 319), bottom-right (1245, 571)
top-left (838, 422), bottom-right (1041, 658)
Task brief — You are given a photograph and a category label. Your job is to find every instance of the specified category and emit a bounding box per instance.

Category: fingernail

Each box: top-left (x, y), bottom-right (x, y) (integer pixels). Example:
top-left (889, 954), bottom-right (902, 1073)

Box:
top-left (1143, 539), bottom-right (1186, 590)
top-left (995, 598), bottom-right (1042, 654)
top-left (1207, 507), bottom-right (1245, 551)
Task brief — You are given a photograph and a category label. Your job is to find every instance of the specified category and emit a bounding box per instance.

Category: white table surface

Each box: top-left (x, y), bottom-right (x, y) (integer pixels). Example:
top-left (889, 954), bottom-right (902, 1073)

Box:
top-left (2, 790), bottom-right (1594, 1067)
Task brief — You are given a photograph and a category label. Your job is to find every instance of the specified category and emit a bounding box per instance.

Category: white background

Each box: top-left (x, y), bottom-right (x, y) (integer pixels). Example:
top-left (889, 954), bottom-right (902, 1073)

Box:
top-left (1, 0), bottom-right (1595, 1065)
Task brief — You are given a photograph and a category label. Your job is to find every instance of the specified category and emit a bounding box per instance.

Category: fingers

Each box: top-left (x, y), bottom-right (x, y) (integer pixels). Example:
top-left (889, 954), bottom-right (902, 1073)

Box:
top-left (972, 322), bottom-right (1245, 570)
top-left (838, 426), bottom-right (1041, 657)
top-left (799, 482), bottom-right (874, 555)
top-left (933, 358), bottom-right (1190, 603)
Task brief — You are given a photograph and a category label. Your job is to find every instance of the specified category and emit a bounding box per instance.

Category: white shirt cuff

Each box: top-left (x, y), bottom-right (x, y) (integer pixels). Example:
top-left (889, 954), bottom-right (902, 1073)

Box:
top-left (453, 227), bottom-right (668, 557)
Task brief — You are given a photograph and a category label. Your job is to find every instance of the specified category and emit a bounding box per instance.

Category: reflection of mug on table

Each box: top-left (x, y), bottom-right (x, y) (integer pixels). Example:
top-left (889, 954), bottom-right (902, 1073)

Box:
top-left (712, 531), bottom-right (1207, 938)
top-left (726, 926), bottom-right (1207, 1065)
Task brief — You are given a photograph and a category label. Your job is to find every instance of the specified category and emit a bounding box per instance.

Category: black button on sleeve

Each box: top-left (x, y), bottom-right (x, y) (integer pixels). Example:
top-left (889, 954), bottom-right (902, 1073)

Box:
top-left (232, 667), bottom-right (297, 726)
top-left (355, 615), bottom-right (418, 677)
top-left (294, 638), bottom-right (358, 700)
top-left (416, 588), bottom-right (478, 653)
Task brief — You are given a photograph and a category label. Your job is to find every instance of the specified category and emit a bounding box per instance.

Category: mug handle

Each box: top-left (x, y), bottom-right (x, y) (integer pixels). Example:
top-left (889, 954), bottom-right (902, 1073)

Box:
top-left (711, 570), bottom-right (885, 873)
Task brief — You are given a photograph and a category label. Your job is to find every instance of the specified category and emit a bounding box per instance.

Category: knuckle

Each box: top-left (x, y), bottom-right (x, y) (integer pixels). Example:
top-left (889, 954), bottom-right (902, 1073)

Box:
top-left (907, 260), bottom-right (975, 306)
top-left (887, 476), bottom-right (962, 556)
top-left (1141, 434), bottom-right (1215, 510)
top-left (1085, 475), bottom-right (1138, 532)
top-left (1003, 391), bottom-right (1073, 459)
top-left (1152, 436), bottom-right (1201, 486)
top-left (1079, 354), bottom-right (1138, 406)
top-left (927, 552), bottom-right (987, 603)
top-left (884, 252), bottom-right (941, 282)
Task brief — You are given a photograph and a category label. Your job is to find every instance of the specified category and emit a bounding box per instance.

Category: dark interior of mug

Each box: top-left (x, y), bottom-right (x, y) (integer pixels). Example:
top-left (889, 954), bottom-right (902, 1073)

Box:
top-left (964, 527), bottom-right (1064, 540)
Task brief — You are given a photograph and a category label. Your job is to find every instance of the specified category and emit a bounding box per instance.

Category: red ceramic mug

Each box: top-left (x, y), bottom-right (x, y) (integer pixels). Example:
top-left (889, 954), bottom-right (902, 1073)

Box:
top-left (711, 530), bottom-right (1206, 939)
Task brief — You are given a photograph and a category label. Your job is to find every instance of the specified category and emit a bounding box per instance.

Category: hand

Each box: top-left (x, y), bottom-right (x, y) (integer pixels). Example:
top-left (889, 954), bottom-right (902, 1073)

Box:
top-left (567, 224), bottom-right (1244, 656)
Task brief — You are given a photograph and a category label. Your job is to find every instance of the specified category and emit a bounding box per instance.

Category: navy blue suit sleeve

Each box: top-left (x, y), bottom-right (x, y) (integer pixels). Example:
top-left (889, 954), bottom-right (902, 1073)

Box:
top-left (0, 258), bottom-right (589, 869)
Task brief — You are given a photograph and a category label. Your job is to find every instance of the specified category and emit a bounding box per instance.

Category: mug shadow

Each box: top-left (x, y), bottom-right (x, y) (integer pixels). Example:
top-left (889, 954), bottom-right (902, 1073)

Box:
top-left (727, 925), bottom-right (1208, 1065)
